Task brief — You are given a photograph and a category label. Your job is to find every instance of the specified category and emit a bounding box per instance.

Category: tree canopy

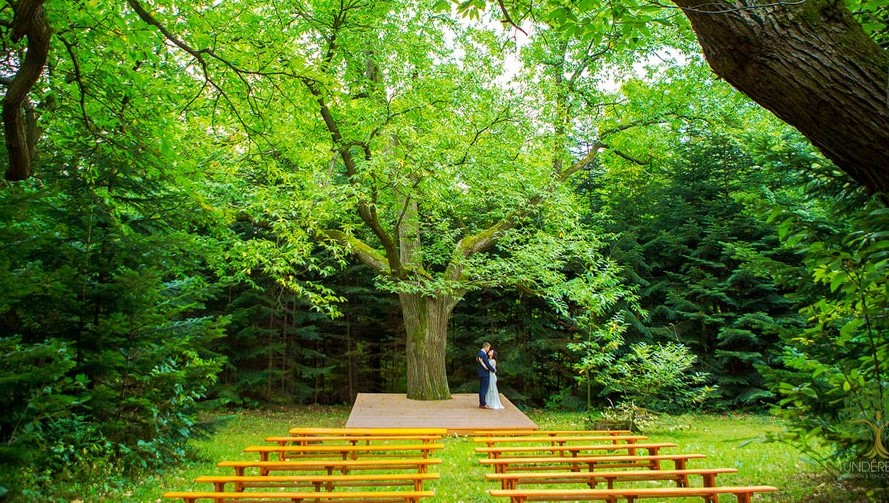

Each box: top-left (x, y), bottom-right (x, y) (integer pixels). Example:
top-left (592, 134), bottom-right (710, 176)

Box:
top-left (1, 0), bottom-right (887, 499)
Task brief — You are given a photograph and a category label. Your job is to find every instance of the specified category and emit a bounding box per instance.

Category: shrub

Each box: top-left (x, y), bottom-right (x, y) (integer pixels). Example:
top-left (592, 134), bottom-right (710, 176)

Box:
top-left (597, 341), bottom-right (715, 413)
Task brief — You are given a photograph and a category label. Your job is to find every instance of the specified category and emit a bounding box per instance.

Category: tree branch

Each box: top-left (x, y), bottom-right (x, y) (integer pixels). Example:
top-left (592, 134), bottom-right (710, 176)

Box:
top-left (3, 0), bottom-right (51, 181)
top-left (125, 0), bottom-right (263, 132)
top-left (496, 0), bottom-right (528, 35)
top-left (446, 144), bottom-right (602, 282)
top-left (58, 34), bottom-right (95, 135)
top-left (319, 229), bottom-right (390, 272)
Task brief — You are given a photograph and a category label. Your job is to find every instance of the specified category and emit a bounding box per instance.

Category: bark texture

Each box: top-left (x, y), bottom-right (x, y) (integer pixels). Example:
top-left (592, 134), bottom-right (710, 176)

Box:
top-left (3, 0), bottom-right (51, 181)
top-left (400, 293), bottom-right (458, 400)
top-left (673, 0), bottom-right (889, 194)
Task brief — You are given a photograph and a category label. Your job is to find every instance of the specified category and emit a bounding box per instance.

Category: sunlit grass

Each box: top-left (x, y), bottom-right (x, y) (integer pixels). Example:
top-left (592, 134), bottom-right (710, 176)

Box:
top-left (115, 407), bottom-right (834, 502)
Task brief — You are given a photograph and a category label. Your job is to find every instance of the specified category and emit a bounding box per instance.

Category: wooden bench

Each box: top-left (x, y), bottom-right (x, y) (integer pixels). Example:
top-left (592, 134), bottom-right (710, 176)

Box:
top-left (479, 453), bottom-right (707, 474)
top-left (477, 442), bottom-right (676, 459)
top-left (474, 435), bottom-right (648, 448)
top-left (244, 442), bottom-right (444, 461)
top-left (164, 489), bottom-right (434, 502)
top-left (488, 485), bottom-right (778, 503)
top-left (266, 435), bottom-right (442, 447)
top-left (194, 472), bottom-right (440, 492)
top-left (218, 457), bottom-right (442, 476)
top-left (287, 427), bottom-right (447, 436)
top-left (485, 467), bottom-right (739, 490)
top-left (474, 430), bottom-right (632, 437)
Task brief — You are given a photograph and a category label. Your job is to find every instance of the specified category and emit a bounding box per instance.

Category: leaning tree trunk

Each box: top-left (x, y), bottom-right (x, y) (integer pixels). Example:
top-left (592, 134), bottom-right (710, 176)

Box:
top-left (3, 0), bottom-right (51, 181)
top-left (399, 293), bottom-right (460, 400)
top-left (673, 0), bottom-right (889, 194)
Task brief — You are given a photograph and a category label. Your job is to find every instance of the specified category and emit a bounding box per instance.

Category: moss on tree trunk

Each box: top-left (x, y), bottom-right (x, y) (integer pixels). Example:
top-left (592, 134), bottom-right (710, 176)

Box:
top-left (399, 293), bottom-right (458, 400)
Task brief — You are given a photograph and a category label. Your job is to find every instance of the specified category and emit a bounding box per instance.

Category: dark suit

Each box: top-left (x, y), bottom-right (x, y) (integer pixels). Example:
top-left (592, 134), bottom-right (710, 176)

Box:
top-left (477, 348), bottom-right (495, 407)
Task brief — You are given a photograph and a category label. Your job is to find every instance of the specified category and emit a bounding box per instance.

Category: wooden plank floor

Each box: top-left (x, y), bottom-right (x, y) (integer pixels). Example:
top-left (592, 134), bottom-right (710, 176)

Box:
top-left (345, 393), bottom-right (538, 434)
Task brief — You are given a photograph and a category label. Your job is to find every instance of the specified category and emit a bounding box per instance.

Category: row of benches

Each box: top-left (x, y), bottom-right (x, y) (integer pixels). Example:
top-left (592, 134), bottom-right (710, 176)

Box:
top-left (472, 429), bottom-right (778, 502)
top-left (162, 426), bottom-right (779, 502)
top-left (164, 427), bottom-right (447, 502)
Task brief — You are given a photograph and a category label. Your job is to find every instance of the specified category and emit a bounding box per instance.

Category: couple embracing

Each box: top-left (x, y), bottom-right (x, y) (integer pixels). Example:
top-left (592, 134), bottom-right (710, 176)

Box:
top-left (476, 342), bottom-right (504, 410)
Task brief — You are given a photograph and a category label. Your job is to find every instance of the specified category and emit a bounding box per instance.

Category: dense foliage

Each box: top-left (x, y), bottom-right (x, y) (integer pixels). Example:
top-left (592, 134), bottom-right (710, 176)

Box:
top-left (0, 172), bottom-right (227, 498)
top-left (0, 0), bottom-right (886, 500)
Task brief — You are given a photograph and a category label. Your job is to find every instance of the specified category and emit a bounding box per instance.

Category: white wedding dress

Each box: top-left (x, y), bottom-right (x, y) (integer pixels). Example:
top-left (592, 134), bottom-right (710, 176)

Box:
top-left (485, 360), bottom-right (505, 409)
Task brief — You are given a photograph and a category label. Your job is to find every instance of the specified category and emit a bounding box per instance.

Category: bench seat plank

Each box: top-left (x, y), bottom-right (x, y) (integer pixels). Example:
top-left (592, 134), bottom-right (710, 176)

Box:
top-left (485, 467), bottom-right (739, 490)
top-left (473, 435), bottom-right (648, 448)
top-left (194, 472), bottom-right (440, 492)
top-left (164, 490), bottom-right (434, 503)
top-left (245, 443), bottom-right (443, 461)
top-left (476, 443), bottom-right (676, 459)
top-left (488, 485), bottom-right (778, 503)
top-left (219, 458), bottom-right (442, 476)
top-left (474, 430), bottom-right (632, 437)
top-left (287, 427), bottom-right (447, 436)
top-left (265, 435), bottom-right (442, 447)
top-left (479, 454), bottom-right (707, 474)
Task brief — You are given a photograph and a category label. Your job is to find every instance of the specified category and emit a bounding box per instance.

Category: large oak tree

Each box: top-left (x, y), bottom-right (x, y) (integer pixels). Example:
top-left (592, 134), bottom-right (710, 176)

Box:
top-left (223, 1), bottom-right (637, 400)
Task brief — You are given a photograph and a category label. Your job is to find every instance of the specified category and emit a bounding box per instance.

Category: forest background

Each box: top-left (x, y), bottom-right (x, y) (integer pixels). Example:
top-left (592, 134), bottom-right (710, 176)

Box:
top-left (1, 0), bottom-right (887, 501)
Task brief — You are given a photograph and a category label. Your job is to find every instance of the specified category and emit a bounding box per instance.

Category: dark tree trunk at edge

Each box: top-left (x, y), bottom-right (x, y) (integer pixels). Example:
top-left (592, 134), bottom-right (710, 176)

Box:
top-left (674, 0), bottom-right (889, 194)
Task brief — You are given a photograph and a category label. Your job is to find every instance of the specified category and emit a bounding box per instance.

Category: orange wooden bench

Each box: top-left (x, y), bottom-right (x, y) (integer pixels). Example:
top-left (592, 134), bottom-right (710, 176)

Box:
top-left (218, 457), bottom-right (442, 476)
top-left (480, 453), bottom-right (707, 474)
top-left (266, 434), bottom-right (442, 447)
top-left (485, 467), bottom-right (739, 490)
top-left (164, 489), bottom-right (434, 502)
top-left (474, 430), bottom-right (632, 437)
top-left (488, 485), bottom-right (778, 503)
top-left (287, 427), bottom-right (447, 436)
top-left (194, 472), bottom-right (440, 491)
top-left (473, 435), bottom-right (648, 448)
top-left (476, 442), bottom-right (677, 459)
top-left (244, 442), bottom-right (444, 461)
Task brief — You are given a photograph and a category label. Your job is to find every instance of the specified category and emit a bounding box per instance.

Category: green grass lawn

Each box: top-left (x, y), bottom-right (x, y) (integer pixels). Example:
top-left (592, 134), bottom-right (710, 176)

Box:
top-left (116, 407), bottom-right (844, 502)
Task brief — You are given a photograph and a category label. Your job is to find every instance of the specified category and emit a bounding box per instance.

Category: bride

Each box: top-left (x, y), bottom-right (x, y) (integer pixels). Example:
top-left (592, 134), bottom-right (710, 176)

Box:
top-left (485, 349), bottom-right (504, 410)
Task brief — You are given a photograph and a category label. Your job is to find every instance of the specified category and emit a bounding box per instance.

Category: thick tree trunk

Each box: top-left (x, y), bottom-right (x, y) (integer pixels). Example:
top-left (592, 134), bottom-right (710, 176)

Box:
top-left (399, 293), bottom-right (459, 400)
top-left (673, 0), bottom-right (889, 194)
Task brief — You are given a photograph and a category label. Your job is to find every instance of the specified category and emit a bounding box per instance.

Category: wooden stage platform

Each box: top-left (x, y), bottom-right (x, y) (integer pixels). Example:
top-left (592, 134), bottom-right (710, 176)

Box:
top-left (345, 393), bottom-right (538, 434)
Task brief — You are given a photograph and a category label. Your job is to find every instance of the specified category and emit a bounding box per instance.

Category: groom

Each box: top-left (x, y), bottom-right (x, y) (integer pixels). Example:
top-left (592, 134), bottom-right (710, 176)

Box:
top-left (477, 342), bottom-right (496, 409)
